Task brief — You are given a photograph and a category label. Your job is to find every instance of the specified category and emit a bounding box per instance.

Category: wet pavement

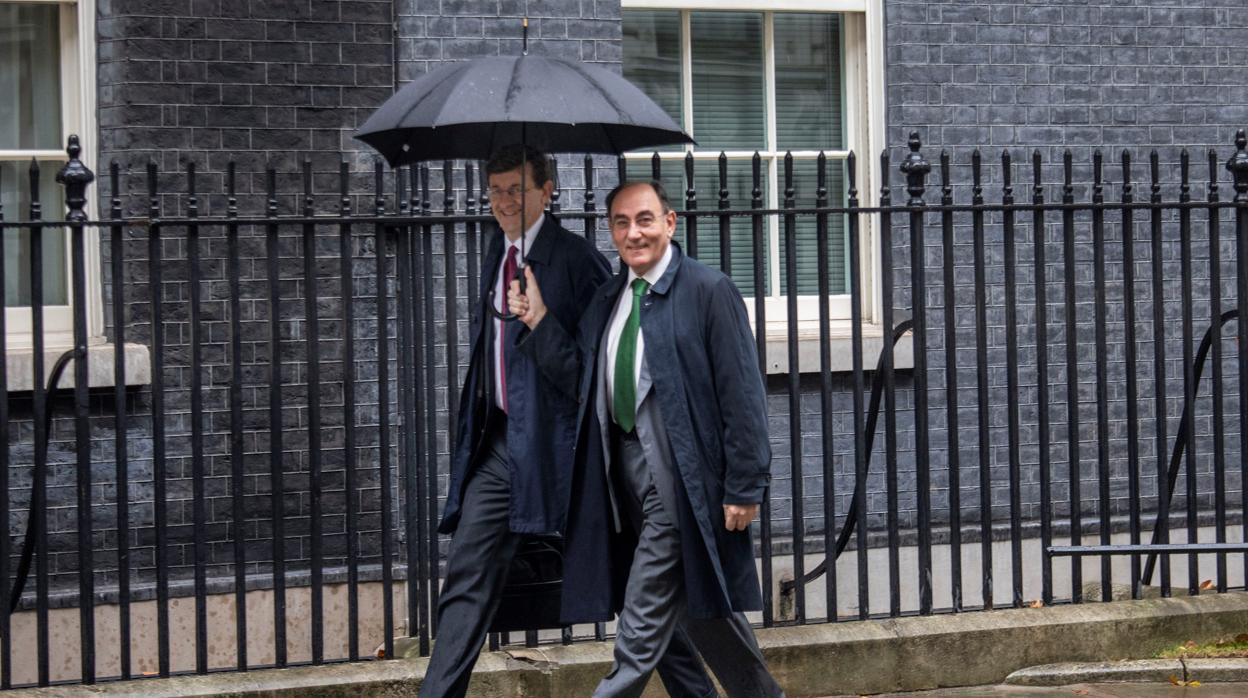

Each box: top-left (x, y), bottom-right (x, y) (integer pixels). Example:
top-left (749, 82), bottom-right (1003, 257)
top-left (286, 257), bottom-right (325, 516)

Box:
top-left (830, 682), bottom-right (1248, 697)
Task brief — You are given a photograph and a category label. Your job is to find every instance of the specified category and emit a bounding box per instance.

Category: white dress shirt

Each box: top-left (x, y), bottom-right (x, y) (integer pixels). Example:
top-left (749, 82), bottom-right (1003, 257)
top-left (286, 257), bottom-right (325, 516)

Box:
top-left (604, 243), bottom-right (674, 421)
top-left (494, 214), bottom-right (544, 410)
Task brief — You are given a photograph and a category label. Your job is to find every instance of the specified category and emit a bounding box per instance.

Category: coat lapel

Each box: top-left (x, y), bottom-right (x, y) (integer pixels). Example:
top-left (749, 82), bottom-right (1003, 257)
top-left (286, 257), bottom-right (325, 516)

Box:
top-left (577, 271), bottom-right (627, 402)
top-left (524, 215), bottom-right (558, 268)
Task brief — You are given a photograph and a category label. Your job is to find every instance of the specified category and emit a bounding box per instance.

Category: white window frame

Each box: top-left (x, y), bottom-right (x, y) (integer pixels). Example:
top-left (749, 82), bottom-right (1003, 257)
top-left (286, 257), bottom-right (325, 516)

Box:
top-left (623, 0), bottom-right (893, 371)
top-left (1, 0), bottom-right (102, 352)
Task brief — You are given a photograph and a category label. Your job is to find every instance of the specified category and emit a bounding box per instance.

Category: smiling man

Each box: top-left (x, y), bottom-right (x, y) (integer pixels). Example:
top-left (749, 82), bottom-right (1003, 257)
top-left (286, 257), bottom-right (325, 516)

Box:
top-left (510, 180), bottom-right (783, 697)
top-left (424, 152), bottom-right (717, 698)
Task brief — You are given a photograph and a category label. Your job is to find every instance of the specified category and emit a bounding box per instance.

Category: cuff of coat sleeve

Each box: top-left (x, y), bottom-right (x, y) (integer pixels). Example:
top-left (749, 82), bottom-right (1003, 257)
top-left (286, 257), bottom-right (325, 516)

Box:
top-left (516, 315), bottom-right (551, 356)
top-left (724, 477), bottom-right (769, 506)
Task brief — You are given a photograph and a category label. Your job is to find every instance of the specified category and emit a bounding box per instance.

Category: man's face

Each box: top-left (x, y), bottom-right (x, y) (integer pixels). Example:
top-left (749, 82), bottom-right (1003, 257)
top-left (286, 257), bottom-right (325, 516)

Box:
top-left (610, 183), bottom-right (676, 277)
top-left (488, 163), bottom-right (552, 239)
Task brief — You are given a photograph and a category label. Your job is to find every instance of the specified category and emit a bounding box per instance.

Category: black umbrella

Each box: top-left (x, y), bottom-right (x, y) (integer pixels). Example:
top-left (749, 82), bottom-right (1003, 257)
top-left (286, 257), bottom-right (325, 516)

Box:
top-left (354, 54), bottom-right (692, 166)
top-left (354, 28), bottom-right (693, 321)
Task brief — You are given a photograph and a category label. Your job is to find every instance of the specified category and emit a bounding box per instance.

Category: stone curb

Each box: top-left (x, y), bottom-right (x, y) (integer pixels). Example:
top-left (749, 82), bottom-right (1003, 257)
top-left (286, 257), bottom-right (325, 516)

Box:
top-left (1005, 659), bottom-right (1185, 685)
top-left (1185, 658), bottom-right (1248, 683)
top-left (1006, 658), bottom-right (1248, 686)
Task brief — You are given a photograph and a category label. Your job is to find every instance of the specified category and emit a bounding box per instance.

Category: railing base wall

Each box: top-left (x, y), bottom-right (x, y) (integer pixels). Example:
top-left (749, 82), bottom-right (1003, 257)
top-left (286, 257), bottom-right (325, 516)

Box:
top-left (0, 579), bottom-right (408, 685)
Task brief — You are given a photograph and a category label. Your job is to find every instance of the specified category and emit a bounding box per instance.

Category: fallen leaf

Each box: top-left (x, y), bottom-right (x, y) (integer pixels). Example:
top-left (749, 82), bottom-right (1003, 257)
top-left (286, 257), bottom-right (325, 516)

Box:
top-left (376, 648), bottom-right (386, 659)
top-left (1029, 599), bottom-right (1044, 608)
top-left (1200, 579), bottom-right (1214, 590)
top-left (1189, 680), bottom-right (1201, 687)
top-left (1073, 690), bottom-right (1089, 696)
top-left (1236, 633), bottom-right (1248, 643)
top-left (1169, 674), bottom-right (1182, 685)
top-left (1186, 640), bottom-right (1199, 648)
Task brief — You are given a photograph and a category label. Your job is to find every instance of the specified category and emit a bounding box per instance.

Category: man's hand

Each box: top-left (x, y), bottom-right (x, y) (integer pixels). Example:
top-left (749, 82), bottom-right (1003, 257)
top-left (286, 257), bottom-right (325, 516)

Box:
top-left (723, 503), bottom-right (759, 532)
top-left (508, 266), bottom-right (547, 330)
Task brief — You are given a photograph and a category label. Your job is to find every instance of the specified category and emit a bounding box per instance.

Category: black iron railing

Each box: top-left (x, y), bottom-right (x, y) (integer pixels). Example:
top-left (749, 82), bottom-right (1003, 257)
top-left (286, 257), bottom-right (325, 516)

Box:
top-left (0, 132), bottom-right (1246, 687)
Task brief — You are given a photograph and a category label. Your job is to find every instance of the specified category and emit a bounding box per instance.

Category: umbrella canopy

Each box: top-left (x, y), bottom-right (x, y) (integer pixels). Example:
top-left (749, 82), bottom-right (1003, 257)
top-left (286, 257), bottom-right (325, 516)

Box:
top-left (354, 55), bottom-right (693, 166)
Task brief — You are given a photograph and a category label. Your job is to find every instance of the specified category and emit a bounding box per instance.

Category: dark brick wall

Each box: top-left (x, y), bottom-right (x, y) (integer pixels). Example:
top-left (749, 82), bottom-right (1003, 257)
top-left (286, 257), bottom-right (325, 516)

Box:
top-left (11, 0), bottom-right (405, 596)
top-left (875, 0), bottom-right (1247, 551)
top-left (11, 0), bottom-right (1247, 602)
top-left (886, 2), bottom-right (1248, 157)
top-left (395, 0), bottom-right (621, 82)
top-left (97, 0), bottom-right (396, 186)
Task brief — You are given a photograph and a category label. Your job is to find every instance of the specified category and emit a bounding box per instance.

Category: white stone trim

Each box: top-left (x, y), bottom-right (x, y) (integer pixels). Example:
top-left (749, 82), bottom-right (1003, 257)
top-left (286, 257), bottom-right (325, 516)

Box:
top-left (3, 342), bottom-right (151, 392)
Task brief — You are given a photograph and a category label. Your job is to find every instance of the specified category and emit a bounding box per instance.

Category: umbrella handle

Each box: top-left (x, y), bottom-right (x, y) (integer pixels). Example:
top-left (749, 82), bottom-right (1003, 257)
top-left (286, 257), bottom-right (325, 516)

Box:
top-left (487, 302), bottom-right (521, 322)
top-left (488, 259), bottom-right (528, 322)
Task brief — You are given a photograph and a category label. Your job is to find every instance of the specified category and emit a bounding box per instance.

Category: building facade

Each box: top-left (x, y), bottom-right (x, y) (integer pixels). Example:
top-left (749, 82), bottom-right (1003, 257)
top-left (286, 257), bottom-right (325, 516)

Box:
top-left (1, 0), bottom-right (1244, 684)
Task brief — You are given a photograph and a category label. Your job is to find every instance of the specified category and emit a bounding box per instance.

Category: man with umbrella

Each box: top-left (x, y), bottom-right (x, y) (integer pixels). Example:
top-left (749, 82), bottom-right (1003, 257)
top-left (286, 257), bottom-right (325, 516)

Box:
top-left (419, 147), bottom-right (718, 698)
top-left (355, 41), bottom-right (718, 697)
top-left (509, 180), bottom-right (784, 697)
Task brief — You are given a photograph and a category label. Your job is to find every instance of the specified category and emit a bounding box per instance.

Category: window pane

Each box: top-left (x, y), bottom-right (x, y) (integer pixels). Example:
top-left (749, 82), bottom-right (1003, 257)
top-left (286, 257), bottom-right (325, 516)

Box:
top-left (0, 3), bottom-right (63, 150)
top-left (775, 13), bottom-right (844, 151)
top-left (623, 9), bottom-right (684, 144)
top-left (625, 158), bottom-right (768, 297)
top-left (690, 12), bottom-right (764, 151)
top-left (2, 160), bottom-right (68, 306)
top-left (779, 159), bottom-right (847, 296)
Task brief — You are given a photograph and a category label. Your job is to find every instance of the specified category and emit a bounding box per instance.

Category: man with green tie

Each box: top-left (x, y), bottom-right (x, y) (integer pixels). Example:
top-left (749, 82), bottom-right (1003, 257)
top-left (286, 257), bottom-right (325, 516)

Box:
top-left (509, 180), bottom-right (783, 697)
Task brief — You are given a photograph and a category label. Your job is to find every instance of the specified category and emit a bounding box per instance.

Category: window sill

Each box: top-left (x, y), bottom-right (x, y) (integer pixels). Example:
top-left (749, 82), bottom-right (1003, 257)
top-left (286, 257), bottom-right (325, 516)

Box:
top-left (3, 341), bottom-right (152, 392)
top-left (762, 322), bottom-right (914, 375)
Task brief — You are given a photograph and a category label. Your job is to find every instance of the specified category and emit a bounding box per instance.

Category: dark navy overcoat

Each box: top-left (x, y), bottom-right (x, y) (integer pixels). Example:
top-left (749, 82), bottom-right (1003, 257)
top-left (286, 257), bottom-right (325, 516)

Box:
top-left (521, 243), bottom-right (771, 622)
top-left (438, 216), bottom-right (610, 535)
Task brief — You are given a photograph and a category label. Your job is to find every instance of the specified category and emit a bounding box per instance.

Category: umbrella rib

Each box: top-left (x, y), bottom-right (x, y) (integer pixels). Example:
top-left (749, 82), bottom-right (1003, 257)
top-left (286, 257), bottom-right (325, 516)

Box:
top-left (396, 61), bottom-right (476, 127)
top-left (563, 62), bottom-right (635, 125)
top-left (503, 57), bottom-right (524, 114)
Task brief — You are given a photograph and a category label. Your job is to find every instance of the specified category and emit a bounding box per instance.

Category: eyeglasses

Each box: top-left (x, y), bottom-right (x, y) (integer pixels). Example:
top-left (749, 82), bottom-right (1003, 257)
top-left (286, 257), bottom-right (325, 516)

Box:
top-left (488, 185), bottom-right (541, 201)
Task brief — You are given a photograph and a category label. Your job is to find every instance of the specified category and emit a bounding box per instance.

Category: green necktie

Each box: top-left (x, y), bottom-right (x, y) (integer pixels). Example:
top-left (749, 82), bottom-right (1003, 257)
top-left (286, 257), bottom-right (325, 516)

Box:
top-left (613, 278), bottom-right (650, 433)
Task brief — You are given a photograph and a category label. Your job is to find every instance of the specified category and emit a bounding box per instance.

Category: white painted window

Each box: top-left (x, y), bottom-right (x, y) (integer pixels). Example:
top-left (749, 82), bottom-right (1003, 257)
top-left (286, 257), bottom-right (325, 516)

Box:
top-left (622, 0), bottom-right (888, 369)
top-left (1, 0), bottom-right (99, 350)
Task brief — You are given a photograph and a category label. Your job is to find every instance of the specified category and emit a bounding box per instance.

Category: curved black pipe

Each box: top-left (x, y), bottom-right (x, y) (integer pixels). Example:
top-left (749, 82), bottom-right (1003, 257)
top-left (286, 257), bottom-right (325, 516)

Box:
top-left (782, 309), bottom-right (1237, 596)
top-left (9, 347), bottom-right (79, 614)
top-left (780, 319), bottom-right (914, 594)
top-left (1140, 308), bottom-right (1238, 585)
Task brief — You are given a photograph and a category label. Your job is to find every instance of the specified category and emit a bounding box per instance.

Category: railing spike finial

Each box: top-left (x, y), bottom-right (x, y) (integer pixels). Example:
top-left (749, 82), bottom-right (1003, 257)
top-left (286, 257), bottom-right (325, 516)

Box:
top-left (899, 131), bottom-right (930, 206)
top-left (1225, 128), bottom-right (1248, 202)
top-left (56, 135), bottom-right (95, 223)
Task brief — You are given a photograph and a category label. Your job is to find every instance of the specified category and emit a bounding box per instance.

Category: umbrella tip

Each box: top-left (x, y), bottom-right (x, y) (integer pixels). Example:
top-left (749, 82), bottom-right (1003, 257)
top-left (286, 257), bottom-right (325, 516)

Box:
top-left (523, 17), bottom-right (529, 55)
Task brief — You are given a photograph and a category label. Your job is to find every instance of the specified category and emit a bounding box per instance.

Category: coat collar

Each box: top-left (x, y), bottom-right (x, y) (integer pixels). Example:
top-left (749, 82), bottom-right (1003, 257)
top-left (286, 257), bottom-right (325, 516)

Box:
top-left (598, 264), bottom-right (628, 300)
top-left (482, 212), bottom-right (559, 273)
top-left (525, 214), bottom-right (559, 267)
top-left (600, 241), bottom-right (685, 299)
top-left (649, 241), bottom-right (683, 295)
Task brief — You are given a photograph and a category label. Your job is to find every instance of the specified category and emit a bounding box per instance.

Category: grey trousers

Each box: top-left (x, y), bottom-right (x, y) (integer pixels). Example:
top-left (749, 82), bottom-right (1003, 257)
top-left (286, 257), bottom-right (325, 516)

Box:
top-left (418, 424), bottom-right (716, 698)
top-left (594, 432), bottom-right (784, 698)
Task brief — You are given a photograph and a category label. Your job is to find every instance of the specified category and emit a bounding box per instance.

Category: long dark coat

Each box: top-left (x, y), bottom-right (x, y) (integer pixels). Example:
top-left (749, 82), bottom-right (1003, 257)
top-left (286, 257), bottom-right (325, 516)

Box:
top-left (438, 216), bottom-right (610, 535)
top-left (521, 243), bottom-right (771, 622)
